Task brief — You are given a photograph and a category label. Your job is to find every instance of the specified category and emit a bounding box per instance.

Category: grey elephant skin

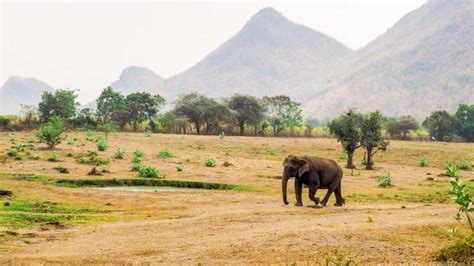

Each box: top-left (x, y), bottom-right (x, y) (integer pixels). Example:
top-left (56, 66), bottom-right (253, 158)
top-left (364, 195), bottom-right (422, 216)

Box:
top-left (282, 155), bottom-right (345, 207)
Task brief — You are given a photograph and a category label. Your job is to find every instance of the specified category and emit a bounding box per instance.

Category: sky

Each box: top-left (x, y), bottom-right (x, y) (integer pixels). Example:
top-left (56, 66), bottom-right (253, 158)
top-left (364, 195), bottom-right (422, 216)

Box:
top-left (1, 0), bottom-right (427, 103)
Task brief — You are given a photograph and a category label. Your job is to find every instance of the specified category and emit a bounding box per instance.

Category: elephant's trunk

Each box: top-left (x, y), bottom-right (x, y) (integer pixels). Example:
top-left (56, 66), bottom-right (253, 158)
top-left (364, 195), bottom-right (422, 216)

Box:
top-left (282, 170), bottom-right (289, 205)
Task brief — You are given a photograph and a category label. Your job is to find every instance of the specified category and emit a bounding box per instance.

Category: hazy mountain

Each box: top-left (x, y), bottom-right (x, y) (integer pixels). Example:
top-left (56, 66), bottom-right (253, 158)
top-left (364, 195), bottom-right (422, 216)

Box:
top-left (0, 76), bottom-right (53, 114)
top-left (164, 7), bottom-right (354, 100)
top-left (110, 66), bottom-right (165, 96)
top-left (303, 0), bottom-right (474, 120)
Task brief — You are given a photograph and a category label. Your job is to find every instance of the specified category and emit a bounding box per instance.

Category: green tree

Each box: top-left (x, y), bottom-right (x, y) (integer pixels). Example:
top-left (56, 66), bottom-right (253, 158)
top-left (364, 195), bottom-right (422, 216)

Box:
top-left (227, 95), bottom-right (265, 135)
top-left (74, 108), bottom-right (97, 129)
top-left (328, 109), bottom-right (363, 168)
top-left (422, 111), bottom-right (458, 141)
top-left (454, 104), bottom-right (474, 142)
top-left (37, 116), bottom-right (65, 149)
top-left (158, 112), bottom-right (190, 134)
top-left (262, 95), bottom-right (303, 136)
top-left (385, 115), bottom-right (419, 140)
top-left (96, 87), bottom-right (126, 124)
top-left (203, 100), bottom-right (233, 134)
top-left (174, 93), bottom-right (215, 135)
top-left (38, 89), bottom-right (78, 122)
top-left (125, 92), bottom-right (165, 131)
top-left (361, 111), bottom-right (389, 170)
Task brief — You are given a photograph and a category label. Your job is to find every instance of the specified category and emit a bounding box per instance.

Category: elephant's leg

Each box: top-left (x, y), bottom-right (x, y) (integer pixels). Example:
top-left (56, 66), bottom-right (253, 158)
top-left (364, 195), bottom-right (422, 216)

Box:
top-left (308, 184), bottom-right (319, 205)
top-left (294, 178), bottom-right (303, 206)
top-left (320, 188), bottom-right (334, 207)
top-left (334, 183), bottom-right (344, 206)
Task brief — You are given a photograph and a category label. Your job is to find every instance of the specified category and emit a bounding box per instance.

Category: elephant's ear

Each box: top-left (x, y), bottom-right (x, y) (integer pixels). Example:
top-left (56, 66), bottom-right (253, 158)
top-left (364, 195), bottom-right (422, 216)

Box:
top-left (298, 159), bottom-right (310, 177)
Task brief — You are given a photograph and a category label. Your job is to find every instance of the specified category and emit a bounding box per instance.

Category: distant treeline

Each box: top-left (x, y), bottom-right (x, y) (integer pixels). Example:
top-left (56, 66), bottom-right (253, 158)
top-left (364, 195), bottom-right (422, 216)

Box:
top-left (0, 87), bottom-right (472, 142)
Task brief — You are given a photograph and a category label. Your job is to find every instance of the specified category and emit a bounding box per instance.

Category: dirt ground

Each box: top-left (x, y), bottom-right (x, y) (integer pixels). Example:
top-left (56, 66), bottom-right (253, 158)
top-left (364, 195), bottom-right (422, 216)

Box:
top-left (0, 132), bottom-right (472, 264)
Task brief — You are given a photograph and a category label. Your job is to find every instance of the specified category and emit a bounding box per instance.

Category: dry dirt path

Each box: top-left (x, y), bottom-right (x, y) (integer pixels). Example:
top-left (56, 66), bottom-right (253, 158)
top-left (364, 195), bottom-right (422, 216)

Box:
top-left (1, 192), bottom-right (456, 264)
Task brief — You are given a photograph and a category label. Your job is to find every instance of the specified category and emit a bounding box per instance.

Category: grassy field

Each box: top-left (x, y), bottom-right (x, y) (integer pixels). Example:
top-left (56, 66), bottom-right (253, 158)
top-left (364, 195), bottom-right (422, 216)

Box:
top-left (0, 131), bottom-right (472, 263)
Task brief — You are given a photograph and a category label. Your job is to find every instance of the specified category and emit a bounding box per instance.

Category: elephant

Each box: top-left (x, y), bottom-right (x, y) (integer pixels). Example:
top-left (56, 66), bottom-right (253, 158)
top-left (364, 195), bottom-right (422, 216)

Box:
top-left (282, 155), bottom-right (344, 207)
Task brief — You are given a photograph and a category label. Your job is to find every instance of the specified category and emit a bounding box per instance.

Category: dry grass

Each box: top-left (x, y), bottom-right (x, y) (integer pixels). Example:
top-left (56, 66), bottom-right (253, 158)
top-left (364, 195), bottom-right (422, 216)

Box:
top-left (0, 131), bottom-right (472, 263)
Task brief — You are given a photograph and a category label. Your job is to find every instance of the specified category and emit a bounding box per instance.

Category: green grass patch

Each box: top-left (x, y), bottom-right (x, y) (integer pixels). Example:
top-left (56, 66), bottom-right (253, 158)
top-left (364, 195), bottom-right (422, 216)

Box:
top-left (0, 213), bottom-right (92, 228)
top-left (55, 178), bottom-right (257, 192)
top-left (1, 200), bottom-right (98, 214)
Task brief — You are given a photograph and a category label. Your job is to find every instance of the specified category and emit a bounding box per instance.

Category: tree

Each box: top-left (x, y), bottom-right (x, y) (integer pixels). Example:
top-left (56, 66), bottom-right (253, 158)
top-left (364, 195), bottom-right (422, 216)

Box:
top-left (158, 112), bottom-right (190, 134)
top-left (125, 92), bottom-right (165, 132)
top-left (37, 116), bottom-right (65, 149)
top-left (262, 95), bottom-right (303, 136)
top-left (328, 109), bottom-right (363, 168)
top-left (422, 111), bottom-right (458, 141)
top-left (96, 87), bottom-right (126, 124)
top-left (38, 89), bottom-right (78, 122)
top-left (385, 115), bottom-right (419, 140)
top-left (227, 95), bottom-right (264, 135)
top-left (20, 104), bottom-right (40, 130)
top-left (203, 100), bottom-right (233, 134)
top-left (174, 93), bottom-right (215, 135)
top-left (73, 108), bottom-right (97, 129)
top-left (360, 111), bottom-right (389, 170)
top-left (454, 104), bottom-right (474, 142)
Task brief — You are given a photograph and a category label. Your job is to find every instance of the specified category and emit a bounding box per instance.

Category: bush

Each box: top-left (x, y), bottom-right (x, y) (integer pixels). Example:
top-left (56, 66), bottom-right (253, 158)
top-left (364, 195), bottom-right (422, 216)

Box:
top-left (444, 163), bottom-right (459, 177)
top-left (378, 172), bottom-right (392, 187)
top-left (101, 165), bottom-right (111, 173)
top-left (132, 149), bottom-right (143, 164)
top-left (66, 137), bottom-right (75, 145)
top-left (54, 166), bottom-right (69, 174)
top-left (459, 160), bottom-right (470, 170)
top-left (436, 235), bottom-right (474, 263)
top-left (158, 148), bottom-right (172, 158)
top-left (338, 152), bottom-right (347, 161)
top-left (48, 151), bottom-right (59, 162)
top-left (114, 148), bottom-right (125, 159)
top-left (138, 166), bottom-right (162, 178)
top-left (131, 163), bottom-right (142, 171)
top-left (7, 150), bottom-right (18, 158)
top-left (96, 137), bottom-right (108, 151)
top-left (218, 132), bottom-right (225, 139)
top-left (419, 156), bottom-right (428, 167)
top-left (37, 116), bottom-right (65, 149)
top-left (205, 158), bottom-right (216, 167)
top-left (360, 155), bottom-right (368, 166)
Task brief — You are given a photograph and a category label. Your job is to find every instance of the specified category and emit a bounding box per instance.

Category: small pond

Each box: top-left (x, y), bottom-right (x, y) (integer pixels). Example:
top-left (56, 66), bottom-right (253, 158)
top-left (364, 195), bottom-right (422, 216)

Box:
top-left (93, 186), bottom-right (204, 192)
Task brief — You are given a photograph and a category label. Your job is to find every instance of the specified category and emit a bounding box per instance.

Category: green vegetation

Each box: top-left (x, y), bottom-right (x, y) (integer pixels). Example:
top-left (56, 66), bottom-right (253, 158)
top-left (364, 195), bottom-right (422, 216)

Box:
top-left (137, 166), bottom-right (163, 178)
top-left (76, 151), bottom-right (110, 166)
top-left (419, 156), bottom-right (429, 167)
top-left (158, 148), bottom-right (172, 158)
top-left (54, 166), bottom-right (69, 174)
top-left (449, 170), bottom-right (473, 231)
top-left (96, 136), bottom-right (108, 151)
top-left (385, 115), bottom-right (419, 140)
top-left (205, 158), bottom-right (216, 167)
top-left (37, 116), bottom-right (65, 149)
top-left (436, 235), bottom-right (474, 263)
top-left (378, 172), bottom-right (392, 187)
top-left (114, 147), bottom-right (125, 159)
top-left (55, 178), bottom-right (256, 192)
top-left (48, 151), bottom-right (59, 162)
top-left (176, 166), bottom-right (183, 172)
top-left (458, 160), bottom-right (470, 170)
top-left (360, 111), bottom-right (389, 170)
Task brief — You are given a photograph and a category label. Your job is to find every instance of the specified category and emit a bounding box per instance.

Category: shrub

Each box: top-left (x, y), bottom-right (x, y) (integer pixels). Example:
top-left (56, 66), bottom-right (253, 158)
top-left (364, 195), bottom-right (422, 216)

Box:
top-left (54, 166), bottom-right (69, 174)
top-left (132, 149), bottom-right (143, 164)
top-left (218, 132), bottom-right (225, 139)
top-left (131, 163), bottom-right (142, 171)
top-left (8, 132), bottom-right (16, 142)
top-left (449, 171), bottom-right (473, 231)
top-left (66, 137), bottom-right (75, 145)
top-left (138, 166), bottom-right (161, 178)
top-left (338, 152), bottom-right (347, 161)
top-left (101, 165), bottom-right (111, 173)
top-left (205, 158), bottom-right (216, 167)
top-left (158, 148), bottom-right (172, 159)
top-left (7, 150), bottom-right (18, 158)
top-left (114, 148), bottom-right (125, 159)
top-left (444, 163), bottom-right (459, 177)
top-left (85, 131), bottom-right (94, 141)
top-left (176, 166), bottom-right (183, 172)
top-left (458, 160), bottom-right (470, 170)
top-left (360, 155), bottom-right (368, 166)
top-left (37, 116), bottom-right (65, 149)
top-left (378, 172), bottom-right (392, 187)
top-left (266, 148), bottom-right (275, 156)
top-left (96, 137), bottom-right (108, 151)
top-left (48, 151), bottom-right (59, 162)
top-left (419, 156), bottom-right (428, 167)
